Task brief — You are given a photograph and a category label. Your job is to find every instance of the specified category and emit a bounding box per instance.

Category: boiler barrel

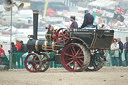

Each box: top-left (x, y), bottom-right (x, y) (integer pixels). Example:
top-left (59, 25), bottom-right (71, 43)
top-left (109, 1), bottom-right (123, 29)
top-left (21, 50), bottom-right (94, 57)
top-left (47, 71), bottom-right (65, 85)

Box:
top-left (27, 39), bottom-right (55, 52)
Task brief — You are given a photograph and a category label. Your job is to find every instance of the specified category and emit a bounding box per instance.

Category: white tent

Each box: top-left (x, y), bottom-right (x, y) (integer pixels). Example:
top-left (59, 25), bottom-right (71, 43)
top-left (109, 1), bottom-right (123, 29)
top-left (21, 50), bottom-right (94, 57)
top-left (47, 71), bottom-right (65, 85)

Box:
top-left (88, 0), bottom-right (118, 9)
top-left (78, 7), bottom-right (88, 11)
top-left (18, 10), bottom-right (33, 18)
top-left (4, 26), bottom-right (17, 33)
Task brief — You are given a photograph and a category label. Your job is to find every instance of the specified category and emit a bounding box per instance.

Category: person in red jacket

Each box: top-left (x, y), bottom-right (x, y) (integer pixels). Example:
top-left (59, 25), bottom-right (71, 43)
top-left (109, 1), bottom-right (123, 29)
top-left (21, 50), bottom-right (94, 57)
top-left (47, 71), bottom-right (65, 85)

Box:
top-left (0, 45), bottom-right (5, 64)
top-left (0, 45), bottom-right (5, 57)
top-left (15, 39), bottom-right (21, 68)
top-left (15, 39), bottom-right (21, 52)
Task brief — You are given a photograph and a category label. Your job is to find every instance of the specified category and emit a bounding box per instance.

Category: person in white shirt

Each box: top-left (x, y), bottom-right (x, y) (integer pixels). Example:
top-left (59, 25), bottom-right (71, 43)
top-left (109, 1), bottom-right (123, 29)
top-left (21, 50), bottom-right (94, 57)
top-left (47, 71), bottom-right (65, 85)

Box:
top-left (110, 39), bottom-right (119, 66)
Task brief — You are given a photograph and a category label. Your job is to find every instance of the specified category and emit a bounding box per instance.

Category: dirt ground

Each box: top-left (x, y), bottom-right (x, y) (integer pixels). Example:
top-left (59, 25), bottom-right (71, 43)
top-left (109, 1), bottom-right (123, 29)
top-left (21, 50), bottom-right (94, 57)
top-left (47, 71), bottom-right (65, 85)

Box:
top-left (0, 67), bottom-right (128, 85)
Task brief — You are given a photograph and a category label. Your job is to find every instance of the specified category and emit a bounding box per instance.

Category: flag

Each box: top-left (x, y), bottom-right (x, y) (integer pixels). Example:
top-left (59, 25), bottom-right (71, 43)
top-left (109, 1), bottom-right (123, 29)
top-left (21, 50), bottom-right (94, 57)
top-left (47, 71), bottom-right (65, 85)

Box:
top-left (96, 10), bottom-right (102, 15)
top-left (115, 7), bottom-right (125, 14)
top-left (108, 25), bottom-right (114, 29)
top-left (117, 22), bottom-right (121, 26)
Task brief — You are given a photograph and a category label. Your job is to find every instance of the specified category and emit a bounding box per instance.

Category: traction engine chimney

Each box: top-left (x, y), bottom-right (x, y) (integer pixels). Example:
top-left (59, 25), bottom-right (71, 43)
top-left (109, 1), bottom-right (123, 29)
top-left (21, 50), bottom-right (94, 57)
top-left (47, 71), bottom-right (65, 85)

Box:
top-left (33, 10), bottom-right (38, 39)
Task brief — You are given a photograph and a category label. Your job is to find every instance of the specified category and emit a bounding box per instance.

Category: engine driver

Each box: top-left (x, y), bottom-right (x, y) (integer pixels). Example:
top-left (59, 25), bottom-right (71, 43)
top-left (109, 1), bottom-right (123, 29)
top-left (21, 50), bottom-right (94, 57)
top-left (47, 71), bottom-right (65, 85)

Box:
top-left (80, 10), bottom-right (94, 28)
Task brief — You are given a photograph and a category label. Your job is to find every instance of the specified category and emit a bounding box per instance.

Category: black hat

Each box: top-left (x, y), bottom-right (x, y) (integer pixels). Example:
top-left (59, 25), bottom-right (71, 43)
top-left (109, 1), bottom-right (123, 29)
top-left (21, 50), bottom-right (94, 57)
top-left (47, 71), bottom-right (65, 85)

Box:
top-left (70, 16), bottom-right (75, 20)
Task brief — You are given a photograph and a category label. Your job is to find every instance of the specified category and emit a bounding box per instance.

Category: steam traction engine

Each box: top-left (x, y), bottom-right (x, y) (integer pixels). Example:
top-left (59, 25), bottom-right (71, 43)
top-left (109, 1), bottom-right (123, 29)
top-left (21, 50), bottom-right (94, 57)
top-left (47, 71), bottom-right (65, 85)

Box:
top-left (24, 11), bottom-right (114, 72)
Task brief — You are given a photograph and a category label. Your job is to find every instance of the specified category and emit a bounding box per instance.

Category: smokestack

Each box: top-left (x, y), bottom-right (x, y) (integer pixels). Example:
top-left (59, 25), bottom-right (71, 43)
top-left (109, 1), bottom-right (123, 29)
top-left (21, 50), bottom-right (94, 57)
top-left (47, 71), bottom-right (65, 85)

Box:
top-left (33, 10), bottom-right (38, 39)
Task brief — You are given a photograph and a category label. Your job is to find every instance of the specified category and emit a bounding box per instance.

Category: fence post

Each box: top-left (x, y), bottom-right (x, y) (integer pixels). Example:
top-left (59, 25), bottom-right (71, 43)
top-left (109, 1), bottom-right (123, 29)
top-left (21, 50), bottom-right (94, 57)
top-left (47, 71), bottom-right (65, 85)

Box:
top-left (9, 54), bottom-right (12, 69)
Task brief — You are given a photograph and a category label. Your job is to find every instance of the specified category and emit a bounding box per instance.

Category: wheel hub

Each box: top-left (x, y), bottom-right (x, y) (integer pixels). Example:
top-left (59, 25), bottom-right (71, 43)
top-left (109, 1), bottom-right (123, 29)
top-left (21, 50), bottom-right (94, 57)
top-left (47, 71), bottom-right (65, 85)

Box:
top-left (73, 56), bottom-right (77, 61)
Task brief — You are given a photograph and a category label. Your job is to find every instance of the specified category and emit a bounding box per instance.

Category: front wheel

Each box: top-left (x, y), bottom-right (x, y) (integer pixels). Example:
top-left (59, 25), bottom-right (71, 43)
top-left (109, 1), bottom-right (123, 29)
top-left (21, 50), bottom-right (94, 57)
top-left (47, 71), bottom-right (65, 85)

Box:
top-left (61, 43), bottom-right (90, 72)
top-left (38, 53), bottom-right (50, 72)
top-left (24, 53), bottom-right (40, 72)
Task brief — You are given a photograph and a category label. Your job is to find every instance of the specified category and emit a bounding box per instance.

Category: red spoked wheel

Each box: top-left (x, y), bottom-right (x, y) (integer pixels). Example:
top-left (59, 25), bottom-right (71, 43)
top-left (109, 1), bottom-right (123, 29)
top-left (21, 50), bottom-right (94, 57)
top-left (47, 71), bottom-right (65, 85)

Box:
top-left (24, 53), bottom-right (40, 72)
top-left (61, 43), bottom-right (90, 72)
top-left (39, 53), bottom-right (50, 72)
top-left (0, 58), bottom-right (2, 64)
top-left (56, 28), bottom-right (70, 45)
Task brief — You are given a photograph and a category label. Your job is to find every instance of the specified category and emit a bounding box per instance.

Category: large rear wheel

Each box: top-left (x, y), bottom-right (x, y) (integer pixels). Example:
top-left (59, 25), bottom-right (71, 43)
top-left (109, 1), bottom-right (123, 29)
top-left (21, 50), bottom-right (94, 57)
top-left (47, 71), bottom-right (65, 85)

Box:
top-left (61, 43), bottom-right (90, 72)
top-left (85, 53), bottom-right (105, 71)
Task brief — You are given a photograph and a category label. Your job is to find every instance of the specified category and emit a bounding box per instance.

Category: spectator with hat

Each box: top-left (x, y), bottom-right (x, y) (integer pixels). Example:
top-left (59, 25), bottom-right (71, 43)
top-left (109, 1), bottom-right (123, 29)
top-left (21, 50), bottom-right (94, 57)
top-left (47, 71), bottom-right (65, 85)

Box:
top-left (15, 39), bottom-right (21, 52)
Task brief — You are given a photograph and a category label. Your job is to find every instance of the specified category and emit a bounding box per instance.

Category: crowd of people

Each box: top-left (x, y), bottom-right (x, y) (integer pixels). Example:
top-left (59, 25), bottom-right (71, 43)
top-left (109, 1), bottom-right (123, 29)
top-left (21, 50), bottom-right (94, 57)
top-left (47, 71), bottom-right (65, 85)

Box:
top-left (0, 39), bottom-right (27, 69)
top-left (109, 37), bottom-right (128, 66)
top-left (10, 39), bottom-right (27, 69)
top-left (10, 39), bottom-right (27, 53)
